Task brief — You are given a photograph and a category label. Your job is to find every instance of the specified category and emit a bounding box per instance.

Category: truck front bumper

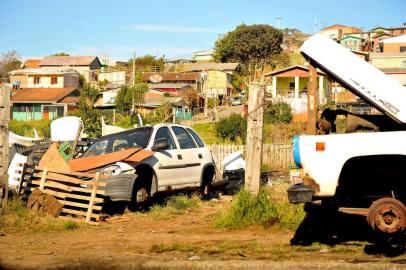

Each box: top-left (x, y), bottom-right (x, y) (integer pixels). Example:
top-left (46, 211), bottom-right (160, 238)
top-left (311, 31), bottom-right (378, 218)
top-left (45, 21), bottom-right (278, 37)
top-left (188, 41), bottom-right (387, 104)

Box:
top-left (287, 183), bottom-right (315, 204)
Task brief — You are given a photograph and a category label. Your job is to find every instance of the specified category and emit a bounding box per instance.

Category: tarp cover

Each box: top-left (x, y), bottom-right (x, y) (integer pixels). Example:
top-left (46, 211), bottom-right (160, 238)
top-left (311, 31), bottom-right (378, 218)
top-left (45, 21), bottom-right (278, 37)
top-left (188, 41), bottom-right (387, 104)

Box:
top-left (68, 148), bottom-right (154, 172)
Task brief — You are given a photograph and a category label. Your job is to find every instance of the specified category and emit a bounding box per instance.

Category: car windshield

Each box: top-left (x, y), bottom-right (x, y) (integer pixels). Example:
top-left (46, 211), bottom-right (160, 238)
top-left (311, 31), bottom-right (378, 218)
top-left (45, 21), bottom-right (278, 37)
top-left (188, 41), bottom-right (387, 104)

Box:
top-left (83, 126), bottom-right (152, 158)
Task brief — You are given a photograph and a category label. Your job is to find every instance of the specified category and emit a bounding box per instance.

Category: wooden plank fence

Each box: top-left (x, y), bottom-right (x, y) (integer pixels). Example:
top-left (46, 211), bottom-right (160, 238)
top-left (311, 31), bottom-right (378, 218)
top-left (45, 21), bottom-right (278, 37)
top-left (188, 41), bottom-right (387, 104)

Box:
top-left (208, 144), bottom-right (293, 173)
top-left (22, 166), bottom-right (106, 223)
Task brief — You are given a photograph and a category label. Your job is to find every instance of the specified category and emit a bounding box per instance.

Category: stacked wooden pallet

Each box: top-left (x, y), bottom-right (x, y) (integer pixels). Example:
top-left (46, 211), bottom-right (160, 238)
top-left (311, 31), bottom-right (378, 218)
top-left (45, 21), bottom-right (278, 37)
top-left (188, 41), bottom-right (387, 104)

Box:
top-left (24, 166), bottom-right (107, 223)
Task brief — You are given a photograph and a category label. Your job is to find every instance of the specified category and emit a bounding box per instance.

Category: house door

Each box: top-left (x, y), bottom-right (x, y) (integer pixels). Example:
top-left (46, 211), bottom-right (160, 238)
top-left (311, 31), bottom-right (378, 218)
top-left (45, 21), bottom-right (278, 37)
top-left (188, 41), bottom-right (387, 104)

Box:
top-left (43, 106), bottom-right (49, 120)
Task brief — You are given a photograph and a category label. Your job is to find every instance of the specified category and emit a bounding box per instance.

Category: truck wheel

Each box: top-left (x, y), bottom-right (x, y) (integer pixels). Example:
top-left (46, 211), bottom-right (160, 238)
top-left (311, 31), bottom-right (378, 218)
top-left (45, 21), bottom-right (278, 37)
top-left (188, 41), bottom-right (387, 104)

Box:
top-left (367, 198), bottom-right (406, 235)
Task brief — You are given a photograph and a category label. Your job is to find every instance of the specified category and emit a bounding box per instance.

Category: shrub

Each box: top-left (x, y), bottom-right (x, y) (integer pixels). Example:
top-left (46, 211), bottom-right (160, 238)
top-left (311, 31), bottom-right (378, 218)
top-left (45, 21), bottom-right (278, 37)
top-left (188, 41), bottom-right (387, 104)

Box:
top-left (265, 102), bottom-right (292, 124)
top-left (216, 114), bottom-right (247, 142)
top-left (215, 186), bottom-right (305, 230)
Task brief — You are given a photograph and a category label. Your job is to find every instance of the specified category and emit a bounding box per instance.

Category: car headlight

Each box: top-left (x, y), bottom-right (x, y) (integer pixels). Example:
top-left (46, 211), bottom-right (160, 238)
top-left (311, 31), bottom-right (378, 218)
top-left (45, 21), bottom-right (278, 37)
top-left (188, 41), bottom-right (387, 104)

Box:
top-left (100, 165), bottom-right (122, 176)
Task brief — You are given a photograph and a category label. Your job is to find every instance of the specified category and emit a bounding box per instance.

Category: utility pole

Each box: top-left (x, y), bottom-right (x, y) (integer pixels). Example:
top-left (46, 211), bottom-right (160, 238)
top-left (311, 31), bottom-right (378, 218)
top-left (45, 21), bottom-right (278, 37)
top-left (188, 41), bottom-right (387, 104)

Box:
top-left (307, 61), bottom-right (318, 134)
top-left (275, 16), bottom-right (282, 29)
top-left (132, 51), bottom-right (136, 86)
top-left (313, 17), bottom-right (318, 33)
top-left (245, 82), bottom-right (265, 195)
top-left (0, 86), bottom-right (10, 207)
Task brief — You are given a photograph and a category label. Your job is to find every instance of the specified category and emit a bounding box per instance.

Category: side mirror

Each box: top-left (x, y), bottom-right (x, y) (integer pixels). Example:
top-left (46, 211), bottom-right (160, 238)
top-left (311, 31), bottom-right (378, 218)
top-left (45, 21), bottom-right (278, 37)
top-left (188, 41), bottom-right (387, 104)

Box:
top-left (152, 138), bottom-right (169, 151)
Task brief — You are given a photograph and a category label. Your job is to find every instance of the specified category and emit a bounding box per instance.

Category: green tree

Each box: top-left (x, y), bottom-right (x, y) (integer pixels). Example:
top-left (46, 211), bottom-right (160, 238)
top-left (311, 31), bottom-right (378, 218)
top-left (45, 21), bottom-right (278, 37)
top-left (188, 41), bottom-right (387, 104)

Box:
top-left (214, 24), bottom-right (283, 83)
top-left (50, 52), bottom-right (70, 56)
top-left (0, 50), bottom-right (22, 82)
top-left (115, 83), bottom-right (148, 113)
top-left (79, 84), bottom-right (101, 137)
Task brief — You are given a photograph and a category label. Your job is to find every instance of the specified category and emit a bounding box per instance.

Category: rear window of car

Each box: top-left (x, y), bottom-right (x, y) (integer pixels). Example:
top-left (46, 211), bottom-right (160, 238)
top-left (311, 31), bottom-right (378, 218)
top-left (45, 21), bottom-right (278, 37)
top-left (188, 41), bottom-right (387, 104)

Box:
top-left (186, 128), bottom-right (205, 147)
top-left (172, 126), bottom-right (196, 149)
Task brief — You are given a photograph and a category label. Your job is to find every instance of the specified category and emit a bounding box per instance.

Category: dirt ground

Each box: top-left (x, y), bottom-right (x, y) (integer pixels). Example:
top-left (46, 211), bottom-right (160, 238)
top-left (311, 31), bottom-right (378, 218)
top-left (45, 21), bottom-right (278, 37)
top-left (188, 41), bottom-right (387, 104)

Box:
top-left (0, 194), bottom-right (406, 270)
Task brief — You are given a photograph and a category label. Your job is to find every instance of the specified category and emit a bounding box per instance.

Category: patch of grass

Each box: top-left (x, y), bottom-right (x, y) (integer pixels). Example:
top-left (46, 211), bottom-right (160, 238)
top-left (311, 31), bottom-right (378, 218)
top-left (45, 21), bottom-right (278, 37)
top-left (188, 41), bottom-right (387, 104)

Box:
top-left (215, 186), bottom-right (305, 231)
top-left (166, 195), bottom-right (200, 211)
top-left (63, 219), bottom-right (79, 230)
top-left (148, 195), bottom-right (200, 220)
top-left (192, 123), bottom-right (242, 145)
top-left (9, 119), bottom-right (51, 138)
top-left (150, 243), bottom-right (198, 253)
top-left (0, 197), bottom-right (84, 234)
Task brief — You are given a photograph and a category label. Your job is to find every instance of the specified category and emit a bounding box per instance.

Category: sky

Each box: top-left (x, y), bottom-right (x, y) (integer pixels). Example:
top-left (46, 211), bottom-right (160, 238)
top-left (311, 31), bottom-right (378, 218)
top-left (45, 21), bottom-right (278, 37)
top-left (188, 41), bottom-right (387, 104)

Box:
top-left (1, 0), bottom-right (405, 61)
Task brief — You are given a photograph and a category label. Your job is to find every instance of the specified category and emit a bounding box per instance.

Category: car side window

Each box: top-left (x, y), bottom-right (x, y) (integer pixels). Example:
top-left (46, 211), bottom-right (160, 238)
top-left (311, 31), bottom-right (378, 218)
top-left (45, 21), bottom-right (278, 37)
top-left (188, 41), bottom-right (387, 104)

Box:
top-left (172, 126), bottom-right (196, 149)
top-left (154, 127), bottom-right (176, 150)
top-left (186, 128), bottom-right (205, 148)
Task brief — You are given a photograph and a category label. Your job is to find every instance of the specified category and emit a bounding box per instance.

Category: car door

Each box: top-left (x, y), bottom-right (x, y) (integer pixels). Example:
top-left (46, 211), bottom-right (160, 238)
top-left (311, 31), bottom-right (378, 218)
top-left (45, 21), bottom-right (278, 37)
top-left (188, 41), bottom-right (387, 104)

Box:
top-left (152, 126), bottom-right (186, 188)
top-left (171, 126), bottom-right (201, 186)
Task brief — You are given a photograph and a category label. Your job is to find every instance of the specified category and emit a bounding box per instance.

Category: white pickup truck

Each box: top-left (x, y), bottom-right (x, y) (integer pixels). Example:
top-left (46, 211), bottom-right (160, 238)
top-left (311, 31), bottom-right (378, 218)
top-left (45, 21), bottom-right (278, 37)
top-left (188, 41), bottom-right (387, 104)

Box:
top-left (288, 34), bottom-right (406, 237)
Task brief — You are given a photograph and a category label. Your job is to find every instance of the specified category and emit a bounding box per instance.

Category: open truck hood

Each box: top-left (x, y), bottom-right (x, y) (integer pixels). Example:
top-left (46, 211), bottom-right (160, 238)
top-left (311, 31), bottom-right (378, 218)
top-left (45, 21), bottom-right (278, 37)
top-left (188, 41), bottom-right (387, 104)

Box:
top-left (300, 34), bottom-right (406, 124)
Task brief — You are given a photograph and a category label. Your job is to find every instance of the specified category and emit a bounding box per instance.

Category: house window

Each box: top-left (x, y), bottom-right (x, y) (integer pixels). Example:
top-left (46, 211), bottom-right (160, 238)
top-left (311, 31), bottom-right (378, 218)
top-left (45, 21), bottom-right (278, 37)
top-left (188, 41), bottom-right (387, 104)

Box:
top-left (33, 77), bottom-right (40, 84)
top-left (51, 77), bottom-right (58, 84)
top-left (401, 60), bottom-right (406, 68)
top-left (12, 84), bottom-right (20, 90)
top-left (400, 46), bottom-right (406, 53)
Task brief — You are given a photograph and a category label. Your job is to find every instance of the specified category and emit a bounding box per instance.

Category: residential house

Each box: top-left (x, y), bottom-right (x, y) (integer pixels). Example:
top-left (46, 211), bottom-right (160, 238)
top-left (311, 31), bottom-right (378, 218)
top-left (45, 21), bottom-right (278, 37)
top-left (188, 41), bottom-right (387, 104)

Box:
top-left (339, 35), bottom-right (363, 51)
top-left (98, 71), bottom-right (126, 85)
top-left (382, 35), bottom-right (406, 53)
top-left (182, 62), bottom-right (239, 99)
top-left (369, 53), bottom-right (406, 69)
top-left (21, 59), bottom-right (41, 69)
top-left (265, 65), bottom-right (328, 122)
top-left (141, 72), bottom-right (201, 93)
top-left (379, 68), bottom-right (406, 87)
top-left (38, 56), bottom-right (102, 84)
top-left (9, 68), bottom-right (80, 91)
top-left (192, 50), bottom-right (214, 62)
top-left (11, 87), bottom-right (80, 121)
top-left (320, 24), bottom-right (362, 41)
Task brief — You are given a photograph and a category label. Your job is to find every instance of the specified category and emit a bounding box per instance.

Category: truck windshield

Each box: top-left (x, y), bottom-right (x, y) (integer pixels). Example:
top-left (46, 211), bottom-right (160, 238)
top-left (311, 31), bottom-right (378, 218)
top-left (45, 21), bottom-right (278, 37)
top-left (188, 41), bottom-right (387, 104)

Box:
top-left (83, 127), bottom-right (152, 157)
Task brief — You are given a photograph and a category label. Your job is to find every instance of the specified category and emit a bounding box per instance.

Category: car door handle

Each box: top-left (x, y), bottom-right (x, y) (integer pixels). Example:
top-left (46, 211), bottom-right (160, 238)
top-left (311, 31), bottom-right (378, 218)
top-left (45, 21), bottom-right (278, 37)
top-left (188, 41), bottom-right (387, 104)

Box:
top-left (198, 154), bottom-right (203, 159)
top-left (177, 154), bottom-right (182, 160)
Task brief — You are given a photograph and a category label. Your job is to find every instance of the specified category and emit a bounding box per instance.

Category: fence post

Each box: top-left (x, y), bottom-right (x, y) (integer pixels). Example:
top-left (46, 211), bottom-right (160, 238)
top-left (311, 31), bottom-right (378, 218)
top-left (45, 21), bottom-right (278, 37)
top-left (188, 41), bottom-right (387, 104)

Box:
top-left (86, 172), bottom-right (100, 223)
top-left (245, 83), bottom-right (265, 195)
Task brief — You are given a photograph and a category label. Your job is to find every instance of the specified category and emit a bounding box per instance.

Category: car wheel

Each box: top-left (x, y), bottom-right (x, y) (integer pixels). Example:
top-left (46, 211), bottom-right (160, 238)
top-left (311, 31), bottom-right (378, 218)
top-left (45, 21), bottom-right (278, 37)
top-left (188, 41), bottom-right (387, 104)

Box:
top-left (127, 182), bottom-right (151, 212)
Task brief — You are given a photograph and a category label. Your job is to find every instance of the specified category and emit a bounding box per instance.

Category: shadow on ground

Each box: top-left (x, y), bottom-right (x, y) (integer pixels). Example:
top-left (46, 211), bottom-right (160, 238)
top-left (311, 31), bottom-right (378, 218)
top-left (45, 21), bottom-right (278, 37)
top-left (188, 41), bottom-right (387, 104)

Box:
top-left (290, 202), bottom-right (405, 257)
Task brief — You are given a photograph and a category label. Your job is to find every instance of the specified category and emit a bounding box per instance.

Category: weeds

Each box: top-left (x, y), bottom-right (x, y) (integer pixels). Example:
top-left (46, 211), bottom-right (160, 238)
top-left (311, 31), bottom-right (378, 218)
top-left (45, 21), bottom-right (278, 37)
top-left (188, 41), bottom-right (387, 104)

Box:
top-left (215, 186), bottom-right (305, 230)
top-left (0, 197), bottom-right (83, 233)
top-left (148, 195), bottom-right (200, 220)
top-left (150, 243), bottom-right (197, 253)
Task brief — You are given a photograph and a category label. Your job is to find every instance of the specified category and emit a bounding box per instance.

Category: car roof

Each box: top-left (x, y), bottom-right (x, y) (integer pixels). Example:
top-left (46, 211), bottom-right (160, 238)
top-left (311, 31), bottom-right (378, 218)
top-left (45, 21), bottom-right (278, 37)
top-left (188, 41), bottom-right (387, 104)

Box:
top-left (94, 123), bottom-right (194, 141)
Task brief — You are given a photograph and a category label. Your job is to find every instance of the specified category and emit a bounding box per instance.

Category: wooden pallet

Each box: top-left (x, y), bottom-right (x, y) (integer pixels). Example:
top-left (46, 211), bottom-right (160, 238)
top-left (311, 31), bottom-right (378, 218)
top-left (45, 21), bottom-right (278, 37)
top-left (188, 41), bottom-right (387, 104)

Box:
top-left (26, 166), bottom-right (107, 223)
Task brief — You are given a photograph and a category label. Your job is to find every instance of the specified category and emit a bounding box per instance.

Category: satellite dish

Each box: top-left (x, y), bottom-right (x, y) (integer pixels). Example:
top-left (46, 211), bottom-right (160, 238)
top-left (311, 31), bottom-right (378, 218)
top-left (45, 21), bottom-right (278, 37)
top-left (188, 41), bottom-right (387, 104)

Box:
top-left (149, 74), bottom-right (163, 83)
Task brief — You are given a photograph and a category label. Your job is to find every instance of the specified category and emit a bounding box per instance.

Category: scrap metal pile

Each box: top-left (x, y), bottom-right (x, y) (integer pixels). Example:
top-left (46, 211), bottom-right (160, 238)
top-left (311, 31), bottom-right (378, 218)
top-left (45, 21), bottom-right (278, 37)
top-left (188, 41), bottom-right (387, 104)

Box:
top-left (8, 116), bottom-right (153, 223)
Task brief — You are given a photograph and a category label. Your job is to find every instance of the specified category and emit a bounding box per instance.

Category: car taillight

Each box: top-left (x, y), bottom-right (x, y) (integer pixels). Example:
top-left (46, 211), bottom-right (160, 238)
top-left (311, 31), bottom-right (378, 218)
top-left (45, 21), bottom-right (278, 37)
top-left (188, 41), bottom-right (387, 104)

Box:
top-left (316, 142), bottom-right (325, 151)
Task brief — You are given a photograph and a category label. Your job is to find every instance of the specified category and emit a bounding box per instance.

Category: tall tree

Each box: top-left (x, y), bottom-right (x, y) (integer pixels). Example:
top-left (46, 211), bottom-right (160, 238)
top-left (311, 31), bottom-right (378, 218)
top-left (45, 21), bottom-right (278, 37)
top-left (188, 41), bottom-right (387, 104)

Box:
top-left (78, 84), bottom-right (101, 138)
top-left (115, 83), bottom-right (148, 113)
top-left (180, 86), bottom-right (198, 109)
top-left (128, 55), bottom-right (164, 72)
top-left (0, 51), bottom-right (22, 82)
top-left (214, 24), bottom-right (283, 83)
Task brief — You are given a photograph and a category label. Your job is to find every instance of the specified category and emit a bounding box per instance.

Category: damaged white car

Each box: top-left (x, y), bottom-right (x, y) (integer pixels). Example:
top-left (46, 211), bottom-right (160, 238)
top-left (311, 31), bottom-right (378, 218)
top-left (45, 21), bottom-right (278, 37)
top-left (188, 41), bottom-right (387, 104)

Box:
top-left (80, 124), bottom-right (215, 208)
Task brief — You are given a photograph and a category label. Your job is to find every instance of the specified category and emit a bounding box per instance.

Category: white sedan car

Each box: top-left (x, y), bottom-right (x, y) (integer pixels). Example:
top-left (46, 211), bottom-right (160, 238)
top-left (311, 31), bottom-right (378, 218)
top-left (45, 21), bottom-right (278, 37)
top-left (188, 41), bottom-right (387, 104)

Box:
top-left (82, 124), bottom-right (215, 208)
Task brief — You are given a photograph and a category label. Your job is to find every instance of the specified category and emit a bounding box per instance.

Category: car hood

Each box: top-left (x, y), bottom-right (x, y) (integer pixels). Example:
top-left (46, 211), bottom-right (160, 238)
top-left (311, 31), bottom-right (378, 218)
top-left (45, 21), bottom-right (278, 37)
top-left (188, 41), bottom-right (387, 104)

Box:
top-left (300, 33), bottom-right (406, 124)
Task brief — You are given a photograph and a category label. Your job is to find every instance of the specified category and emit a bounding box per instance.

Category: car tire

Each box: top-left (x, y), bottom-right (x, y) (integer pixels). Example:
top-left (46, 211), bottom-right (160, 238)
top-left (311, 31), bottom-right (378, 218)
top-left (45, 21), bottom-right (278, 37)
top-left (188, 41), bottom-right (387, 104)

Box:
top-left (127, 181), bottom-right (152, 212)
